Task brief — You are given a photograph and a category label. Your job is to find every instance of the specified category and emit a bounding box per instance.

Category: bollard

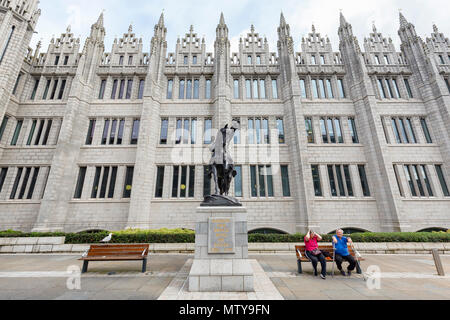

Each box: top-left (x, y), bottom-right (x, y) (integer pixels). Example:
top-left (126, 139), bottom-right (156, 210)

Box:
top-left (432, 249), bottom-right (445, 276)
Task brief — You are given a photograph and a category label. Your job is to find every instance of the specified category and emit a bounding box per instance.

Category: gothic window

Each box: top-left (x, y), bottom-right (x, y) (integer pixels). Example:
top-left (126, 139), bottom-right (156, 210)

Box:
top-left (128, 55), bottom-right (133, 65)
top-left (193, 79), bottom-right (199, 99)
top-left (272, 79), bottom-right (278, 99)
top-left (126, 79), bottom-right (133, 99)
top-left (234, 166), bottom-right (243, 197)
top-left (391, 117), bottom-right (417, 144)
top-left (384, 55), bottom-right (390, 65)
top-left (90, 166), bottom-right (118, 199)
top-left (233, 118), bottom-right (241, 144)
top-left (85, 119), bottom-right (96, 145)
top-left (57, 79), bottom-right (66, 99)
top-left (377, 79), bottom-right (386, 98)
top-left (311, 79), bottom-right (319, 98)
top-left (393, 165), bottom-right (404, 197)
top-left (204, 118), bottom-right (212, 144)
top-left (186, 80), bottom-right (192, 99)
top-left (305, 117), bottom-right (314, 143)
top-left (234, 79), bottom-right (239, 98)
top-left (348, 117), bottom-right (359, 143)
top-left (385, 79), bottom-right (394, 98)
top-left (184, 56), bottom-right (188, 64)
top-left (111, 80), bottom-right (118, 99)
top-left (167, 79), bottom-right (173, 99)
top-left (404, 78), bottom-right (413, 98)
top-left (138, 79), bottom-right (145, 99)
top-left (444, 78), bottom-right (450, 93)
top-left (31, 79), bottom-right (39, 100)
top-left (256, 56), bottom-right (261, 65)
top-left (311, 55), bottom-right (317, 65)
top-left (10, 167), bottom-right (40, 200)
top-left (123, 166), bottom-right (134, 198)
top-left (49, 79), bottom-right (58, 100)
top-left (54, 55), bottom-right (60, 66)
top-left (392, 79), bottom-right (401, 98)
top-left (11, 120), bottom-right (23, 146)
top-left (63, 56), bottom-right (69, 65)
top-left (277, 118), bottom-right (285, 144)
top-left (12, 74), bottom-right (21, 96)
top-left (320, 55), bottom-right (325, 65)
top-left (320, 117), bottom-right (343, 144)
top-left (326, 79), bottom-right (334, 98)
top-left (260, 80), bottom-right (266, 99)
top-left (0, 26), bottom-right (15, 64)
top-left (250, 165), bottom-right (274, 197)
top-left (311, 165), bottom-right (322, 196)
top-left (247, 55), bottom-right (252, 64)
top-left (435, 165), bottom-right (449, 197)
top-left (160, 118), bottom-right (168, 144)
top-left (172, 165), bottom-right (195, 198)
top-left (193, 56), bottom-right (197, 64)
top-left (179, 79), bottom-right (185, 99)
top-left (119, 56), bottom-right (124, 65)
top-left (245, 79), bottom-right (251, 98)
top-left (300, 79), bottom-right (307, 98)
top-left (118, 79), bottom-right (125, 99)
top-left (0, 116), bottom-right (9, 142)
top-left (74, 167), bottom-right (87, 199)
top-left (420, 118), bottom-right (432, 144)
top-left (130, 119), bottom-right (140, 145)
top-left (27, 120), bottom-right (37, 146)
top-left (253, 80), bottom-right (259, 99)
top-left (175, 118), bottom-right (197, 145)
top-left (42, 79), bottom-right (51, 100)
top-left (155, 166), bottom-right (165, 198)
top-left (338, 79), bottom-right (346, 98)
top-left (206, 79), bottom-right (211, 99)
top-left (281, 165), bottom-right (291, 197)
top-left (358, 165), bottom-right (371, 197)
top-left (439, 55), bottom-right (445, 64)
top-left (374, 55), bottom-right (380, 65)
top-left (99, 79), bottom-right (106, 99)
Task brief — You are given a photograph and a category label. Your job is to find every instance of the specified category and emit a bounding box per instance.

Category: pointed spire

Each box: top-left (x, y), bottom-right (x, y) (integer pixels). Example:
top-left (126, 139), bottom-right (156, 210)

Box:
top-left (250, 24), bottom-right (255, 33)
top-left (312, 24), bottom-right (316, 33)
top-left (433, 23), bottom-right (438, 33)
top-left (66, 25), bottom-right (71, 33)
top-left (97, 11), bottom-right (104, 27)
top-left (280, 12), bottom-right (286, 27)
top-left (128, 24), bottom-right (133, 33)
top-left (399, 11), bottom-right (408, 28)
top-left (158, 11), bottom-right (164, 27)
top-left (219, 12), bottom-right (225, 26)
top-left (372, 21), bottom-right (377, 33)
top-left (339, 11), bottom-right (347, 27)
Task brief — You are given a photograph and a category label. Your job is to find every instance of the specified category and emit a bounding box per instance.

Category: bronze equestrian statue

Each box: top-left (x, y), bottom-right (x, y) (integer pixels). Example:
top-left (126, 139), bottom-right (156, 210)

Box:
top-left (201, 121), bottom-right (242, 207)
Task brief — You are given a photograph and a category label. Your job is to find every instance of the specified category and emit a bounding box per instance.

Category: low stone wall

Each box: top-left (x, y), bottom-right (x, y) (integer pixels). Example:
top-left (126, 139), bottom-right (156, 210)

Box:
top-left (0, 237), bottom-right (449, 254)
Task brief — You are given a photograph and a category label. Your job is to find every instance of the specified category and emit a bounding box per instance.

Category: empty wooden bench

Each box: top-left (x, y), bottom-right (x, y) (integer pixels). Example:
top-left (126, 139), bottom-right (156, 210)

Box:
top-left (79, 244), bottom-right (149, 273)
top-left (295, 244), bottom-right (363, 274)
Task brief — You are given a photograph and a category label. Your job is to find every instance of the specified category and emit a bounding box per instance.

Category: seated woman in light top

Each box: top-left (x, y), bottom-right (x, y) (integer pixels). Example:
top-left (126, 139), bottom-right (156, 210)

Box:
top-left (304, 230), bottom-right (327, 279)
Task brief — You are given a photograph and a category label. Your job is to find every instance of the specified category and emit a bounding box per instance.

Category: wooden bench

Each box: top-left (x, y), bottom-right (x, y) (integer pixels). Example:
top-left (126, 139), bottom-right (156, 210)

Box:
top-left (295, 244), bottom-right (364, 274)
top-left (78, 244), bottom-right (149, 273)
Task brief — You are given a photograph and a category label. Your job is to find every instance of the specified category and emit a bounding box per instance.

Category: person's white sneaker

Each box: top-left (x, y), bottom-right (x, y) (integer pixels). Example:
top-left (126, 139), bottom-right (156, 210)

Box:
top-left (320, 274), bottom-right (326, 280)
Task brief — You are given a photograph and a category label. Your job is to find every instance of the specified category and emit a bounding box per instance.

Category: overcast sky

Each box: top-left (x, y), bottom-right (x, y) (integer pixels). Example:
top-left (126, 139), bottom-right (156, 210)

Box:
top-left (31, 0), bottom-right (449, 54)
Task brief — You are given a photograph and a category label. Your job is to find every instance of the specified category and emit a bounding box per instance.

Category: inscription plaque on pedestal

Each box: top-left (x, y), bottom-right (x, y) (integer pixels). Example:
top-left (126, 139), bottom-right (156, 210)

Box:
top-left (208, 217), bottom-right (235, 254)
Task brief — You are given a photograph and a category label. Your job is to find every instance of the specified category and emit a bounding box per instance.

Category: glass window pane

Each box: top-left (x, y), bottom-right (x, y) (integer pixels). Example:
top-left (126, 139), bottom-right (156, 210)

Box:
top-left (272, 79), bottom-right (278, 99)
top-left (260, 80), bottom-right (266, 99)
top-left (186, 80), bottom-right (192, 99)
top-left (327, 118), bottom-right (335, 143)
top-left (420, 165), bottom-right (433, 197)
top-left (358, 165), bottom-right (371, 197)
top-left (300, 79), bottom-right (307, 98)
top-left (167, 80), bottom-right (173, 99)
top-left (255, 118), bottom-right (261, 144)
top-left (179, 80), bottom-right (185, 99)
top-left (319, 79), bottom-right (326, 98)
top-left (404, 165), bottom-right (416, 196)
top-left (172, 166), bottom-right (179, 197)
top-left (348, 118), bottom-right (359, 143)
top-left (124, 166), bottom-right (135, 198)
top-left (204, 119), bottom-right (212, 144)
top-left (343, 165), bottom-right (353, 196)
top-left (258, 165), bottom-right (266, 197)
top-left (138, 80), bottom-right (145, 99)
top-left (277, 118), bottom-right (285, 144)
top-left (320, 118), bottom-right (328, 143)
top-left (326, 79), bottom-right (334, 98)
top-left (312, 165), bottom-right (322, 196)
top-left (311, 79), bottom-right (319, 98)
top-left (391, 118), bottom-right (402, 143)
top-left (11, 120), bottom-right (23, 146)
top-left (404, 79), bottom-right (413, 98)
top-left (398, 118), bottom-right (409, 143)
top-left (74, 167), bottom-right (86, 199)
top-left (335, 165), bottom-right (346, 196)
top-left (154, 166), bottom-right (164, 198)
top-left (420, 118), bottom-right (432, 143)
top-left (203, 166), bottom-right (211, 197)
top-left (131, 119), bottom-right (140, 145)
top-left (191, 118), bottom-right (197, 144)
top-left (435, 165), bottom-right (449, 196)
top-left (266, 166), bottom-right (274, 197)
top-left (234, 166), bottom-right (242, 197)
top-left (246, 80), bottom-right (251, 98)
top-left (188, 166), bottom-right (195, 198)
top-left (206, 79), bottom-right (211, 99)
top-left (234, 79), bottom-right (239, 98)
top-left (91, 167), bottom-right (101, 198)
top-left (412, 165), bottom-right (425, 196)
top-left (338, 79), bottom-right (346, 98)
top-left (108, 167), bottom-right (117, 198)
top-left (111, 80), bottom-right (118, 99)
top-left (250, 166), bottom-right (257, 197)
top-left (253, 80), bottom-right (259, 99)
top-left (248, 119), bottom-right (254, 144)
top-left (305, 117), bottom-right (314, 143)
top-left (334, 118), bottom-right (343, 143)
top-left (160, 119), bottom-right (168, 144)
top-left (281, 165), bottom-right (291, 197)
top-left (378, 79), bottom-right (386, 98)
top-left (327, 165), bottom-right (337, 197)
top-left (406, 118), bottom-right (417, 143)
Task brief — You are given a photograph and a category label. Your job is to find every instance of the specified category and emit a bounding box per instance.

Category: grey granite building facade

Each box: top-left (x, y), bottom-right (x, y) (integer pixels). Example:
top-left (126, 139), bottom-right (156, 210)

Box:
top-left (0, 1), bottom-right (449, 234)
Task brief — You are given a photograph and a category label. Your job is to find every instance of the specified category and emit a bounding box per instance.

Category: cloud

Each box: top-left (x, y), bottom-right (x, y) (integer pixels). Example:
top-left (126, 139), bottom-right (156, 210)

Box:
top-left (31, 0), bottom-right (449, 55)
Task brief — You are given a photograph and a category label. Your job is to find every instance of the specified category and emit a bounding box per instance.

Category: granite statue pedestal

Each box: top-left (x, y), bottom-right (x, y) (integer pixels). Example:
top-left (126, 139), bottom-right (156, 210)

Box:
top-left (188, 206), bottom-right (254, 292)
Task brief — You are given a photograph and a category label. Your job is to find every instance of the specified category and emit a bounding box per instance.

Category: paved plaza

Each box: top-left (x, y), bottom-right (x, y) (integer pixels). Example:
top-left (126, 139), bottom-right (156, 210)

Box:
top-left (0, 254), bottom-right (448, 300)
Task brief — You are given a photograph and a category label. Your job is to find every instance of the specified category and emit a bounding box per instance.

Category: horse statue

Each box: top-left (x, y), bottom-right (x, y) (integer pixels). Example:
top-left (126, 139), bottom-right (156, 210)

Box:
top-left (201, 121), bottom-right (242, 207)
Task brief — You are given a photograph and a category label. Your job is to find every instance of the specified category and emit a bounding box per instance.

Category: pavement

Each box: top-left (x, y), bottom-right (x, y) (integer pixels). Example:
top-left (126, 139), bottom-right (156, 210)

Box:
top-left (0, 253), bottom-right (448, 300)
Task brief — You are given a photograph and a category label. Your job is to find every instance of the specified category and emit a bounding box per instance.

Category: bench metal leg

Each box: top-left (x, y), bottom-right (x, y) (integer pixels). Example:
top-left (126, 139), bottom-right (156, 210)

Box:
top-left (82, 261), bottom-right (89, 274)
top-left (142, 258), bottom-right (147, 273)
top-left (356, 262), bottom-right (362, 274)
top-left (297, 260), bottom-right (302, 274)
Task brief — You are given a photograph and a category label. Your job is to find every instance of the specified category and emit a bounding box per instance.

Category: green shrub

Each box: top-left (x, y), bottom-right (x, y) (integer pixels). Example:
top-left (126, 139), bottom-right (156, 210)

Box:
top-left (1, 229), bottom-right (449, 243)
